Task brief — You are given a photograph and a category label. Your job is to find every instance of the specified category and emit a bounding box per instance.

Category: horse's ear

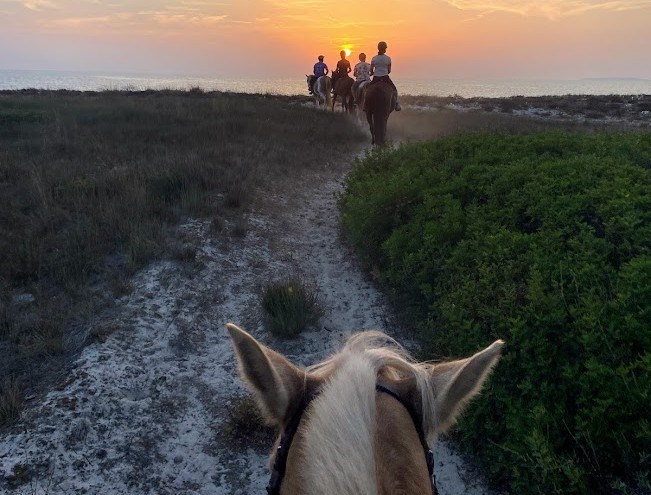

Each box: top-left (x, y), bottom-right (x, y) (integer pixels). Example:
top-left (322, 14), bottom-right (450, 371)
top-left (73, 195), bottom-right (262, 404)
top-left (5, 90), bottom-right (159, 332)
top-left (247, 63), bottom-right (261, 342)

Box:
top-left (428, 340), bottom-right (504, 433)
top-left (227, 323), bottom-right (304, 425)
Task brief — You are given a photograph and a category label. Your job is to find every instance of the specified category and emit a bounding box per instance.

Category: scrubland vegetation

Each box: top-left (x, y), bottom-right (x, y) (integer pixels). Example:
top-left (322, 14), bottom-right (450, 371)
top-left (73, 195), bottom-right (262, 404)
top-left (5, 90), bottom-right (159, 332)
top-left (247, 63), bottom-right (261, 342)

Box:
top-left (400, 93), bottom-right (651, 124)
top-left (341, 132), bottom-right (651, 494)
top-left (0, 89), bottom-right (364, 426)
top-left (2, 87), bottom-right (649, 495)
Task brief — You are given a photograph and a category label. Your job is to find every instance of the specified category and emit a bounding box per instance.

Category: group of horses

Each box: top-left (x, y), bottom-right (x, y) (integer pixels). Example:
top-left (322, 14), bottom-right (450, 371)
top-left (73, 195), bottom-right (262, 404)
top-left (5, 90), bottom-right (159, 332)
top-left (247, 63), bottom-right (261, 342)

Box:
top-left (306, 74), bottom-right (396, 146)
top-left (228, 323), bottom-right (504, 494)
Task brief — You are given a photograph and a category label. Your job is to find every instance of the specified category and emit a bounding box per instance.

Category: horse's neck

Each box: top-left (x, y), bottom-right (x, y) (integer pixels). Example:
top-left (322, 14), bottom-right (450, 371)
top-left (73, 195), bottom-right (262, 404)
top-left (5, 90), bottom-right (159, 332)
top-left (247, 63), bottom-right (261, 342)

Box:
top-left (375, 394), bottom-right (432, 494)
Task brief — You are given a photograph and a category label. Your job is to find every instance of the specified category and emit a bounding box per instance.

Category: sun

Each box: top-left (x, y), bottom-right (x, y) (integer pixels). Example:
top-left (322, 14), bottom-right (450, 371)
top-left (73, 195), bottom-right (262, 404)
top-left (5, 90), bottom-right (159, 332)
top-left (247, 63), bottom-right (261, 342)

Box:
top-left (341, 45), bottom-right (353, 57)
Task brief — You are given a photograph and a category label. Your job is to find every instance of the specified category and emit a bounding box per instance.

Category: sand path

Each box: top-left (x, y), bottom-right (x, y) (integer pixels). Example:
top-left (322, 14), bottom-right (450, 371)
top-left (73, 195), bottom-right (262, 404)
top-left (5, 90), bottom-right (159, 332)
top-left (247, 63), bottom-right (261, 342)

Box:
top-left (0, 151), bottom-right (491, 494)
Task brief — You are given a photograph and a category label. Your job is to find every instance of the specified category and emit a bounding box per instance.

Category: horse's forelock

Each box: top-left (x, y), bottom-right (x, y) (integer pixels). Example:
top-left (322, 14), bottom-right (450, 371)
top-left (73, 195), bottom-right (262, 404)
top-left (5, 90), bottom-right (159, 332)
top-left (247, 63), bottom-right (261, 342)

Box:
top-left (308, 332), bottom-right (438, 440)
top-left (298, 334), bottom-right (440, 494)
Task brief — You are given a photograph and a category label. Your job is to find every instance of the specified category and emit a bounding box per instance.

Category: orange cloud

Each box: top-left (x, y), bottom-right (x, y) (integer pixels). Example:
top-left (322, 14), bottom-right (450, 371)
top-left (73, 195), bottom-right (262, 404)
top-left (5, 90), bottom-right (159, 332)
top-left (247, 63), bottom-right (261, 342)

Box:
top-left (446, 0), bottom-right (651, 18)
top-left (23, 0), bottom-right (59, 11)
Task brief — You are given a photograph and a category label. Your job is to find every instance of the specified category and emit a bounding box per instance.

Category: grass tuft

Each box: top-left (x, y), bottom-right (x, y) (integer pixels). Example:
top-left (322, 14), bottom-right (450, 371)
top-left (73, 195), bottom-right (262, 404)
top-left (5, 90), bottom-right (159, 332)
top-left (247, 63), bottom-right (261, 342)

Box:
top-left (0, 377), bottom-right (23, 426)
top-left (261, 278), bottom-right (322, 337)
top-left (221, 395), bottom-right (273, 449)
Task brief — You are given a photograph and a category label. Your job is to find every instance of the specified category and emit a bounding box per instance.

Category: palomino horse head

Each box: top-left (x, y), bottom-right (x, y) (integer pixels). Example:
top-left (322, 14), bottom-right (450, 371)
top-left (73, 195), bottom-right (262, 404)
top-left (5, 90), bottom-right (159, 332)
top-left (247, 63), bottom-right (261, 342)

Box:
top-left (227, 323), bottom-right (504, 495)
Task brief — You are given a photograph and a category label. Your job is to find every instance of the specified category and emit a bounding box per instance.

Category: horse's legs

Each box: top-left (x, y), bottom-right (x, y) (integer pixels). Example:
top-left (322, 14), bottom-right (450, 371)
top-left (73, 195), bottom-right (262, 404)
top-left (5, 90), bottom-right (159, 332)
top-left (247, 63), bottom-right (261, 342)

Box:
top-left (366, 111), bottom-right (374, 145)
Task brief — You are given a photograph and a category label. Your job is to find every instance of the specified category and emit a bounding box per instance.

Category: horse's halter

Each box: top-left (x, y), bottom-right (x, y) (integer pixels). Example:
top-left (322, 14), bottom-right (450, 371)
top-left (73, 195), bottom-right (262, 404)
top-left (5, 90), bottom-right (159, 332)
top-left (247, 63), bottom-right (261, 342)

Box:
top-left (266, 383), bottom-right (438, 495)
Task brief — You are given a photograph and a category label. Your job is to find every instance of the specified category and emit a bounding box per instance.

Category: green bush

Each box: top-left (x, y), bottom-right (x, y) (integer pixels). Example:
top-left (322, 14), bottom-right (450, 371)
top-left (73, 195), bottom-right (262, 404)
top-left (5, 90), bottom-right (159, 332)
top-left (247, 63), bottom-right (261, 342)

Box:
top-left (341, 132), bottom-right (651, 494)
top-left (261, 279), bottom-right (322, 337)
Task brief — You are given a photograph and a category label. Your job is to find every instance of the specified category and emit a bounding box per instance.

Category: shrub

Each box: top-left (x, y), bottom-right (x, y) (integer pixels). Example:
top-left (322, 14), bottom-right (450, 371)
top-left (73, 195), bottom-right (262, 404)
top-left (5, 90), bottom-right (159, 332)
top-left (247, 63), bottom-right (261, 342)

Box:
top-left (341, 132), bottom-right (651, 494)
top-left (222, 394), bottom-right (273, 448)
top-left (0, 377), bottom-right (22, 426)
top-left (261, 278), bottom-right (322, 337)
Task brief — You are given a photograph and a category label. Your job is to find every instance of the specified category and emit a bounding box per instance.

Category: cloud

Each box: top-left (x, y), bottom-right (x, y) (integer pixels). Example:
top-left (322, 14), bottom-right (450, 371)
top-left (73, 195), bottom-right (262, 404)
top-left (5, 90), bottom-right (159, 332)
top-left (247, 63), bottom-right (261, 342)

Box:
top-left (22, 1), bottom-right (237, 32)
top-left (445, 0), bottom-right (651, 18)
top-left (147, 11), bottom-right (228, 25)
top-left (23, 0), bottom-right (59, 11)
top-left (265, 0), bottom-right (327, 8)
top-left (164, 1), bottom-right (230, 13)
top-left (39, 14), bottom-right (111, 26)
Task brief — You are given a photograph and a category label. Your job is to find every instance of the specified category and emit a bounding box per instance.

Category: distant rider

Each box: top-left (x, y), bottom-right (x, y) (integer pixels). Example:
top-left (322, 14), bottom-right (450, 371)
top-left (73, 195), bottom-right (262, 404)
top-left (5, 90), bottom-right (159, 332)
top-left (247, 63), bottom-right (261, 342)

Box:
top-left (369, 41), bottom-right (401, 111)
top-left (309, 55), bottom-right (329, 94)
top-left (352, 52), bottom-right (371, 101)
top-left (331, 50), bottom-right (351, 90)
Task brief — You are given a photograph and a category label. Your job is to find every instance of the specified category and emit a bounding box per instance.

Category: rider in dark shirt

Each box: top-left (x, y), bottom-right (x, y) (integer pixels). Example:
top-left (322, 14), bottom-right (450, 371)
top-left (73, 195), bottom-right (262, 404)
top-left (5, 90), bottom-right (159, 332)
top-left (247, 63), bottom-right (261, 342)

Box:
top-left (331, 50), bottom-right (351, 90)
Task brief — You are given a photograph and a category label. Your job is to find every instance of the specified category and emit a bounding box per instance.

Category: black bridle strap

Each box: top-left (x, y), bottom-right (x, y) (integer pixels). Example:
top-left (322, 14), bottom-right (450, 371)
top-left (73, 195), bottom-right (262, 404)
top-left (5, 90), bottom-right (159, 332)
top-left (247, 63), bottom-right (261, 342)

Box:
top-left (266, 385), bottom-right (439, 495)
top-left (267, 395), bottom-right (315, 495)
top-left (376, 383), bottom-right (438, 495)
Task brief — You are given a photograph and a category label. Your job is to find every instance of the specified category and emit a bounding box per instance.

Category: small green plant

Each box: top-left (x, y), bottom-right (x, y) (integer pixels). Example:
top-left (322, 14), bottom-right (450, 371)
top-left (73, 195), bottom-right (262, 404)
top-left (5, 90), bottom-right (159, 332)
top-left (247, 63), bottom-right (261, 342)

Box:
top-left (5, 463), bottom-right (31, 488)
top-left (222, 395), bottom-right (272, 448)
top-left (261, 278), bottom-right (322, 337)
top-left (0, 377), bottom-right (23, 426)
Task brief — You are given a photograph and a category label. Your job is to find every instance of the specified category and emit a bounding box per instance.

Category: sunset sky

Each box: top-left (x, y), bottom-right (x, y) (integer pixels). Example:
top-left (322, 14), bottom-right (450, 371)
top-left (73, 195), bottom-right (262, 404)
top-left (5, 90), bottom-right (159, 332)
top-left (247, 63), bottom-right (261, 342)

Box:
top-left (1, 0), bottom-right (650, 79)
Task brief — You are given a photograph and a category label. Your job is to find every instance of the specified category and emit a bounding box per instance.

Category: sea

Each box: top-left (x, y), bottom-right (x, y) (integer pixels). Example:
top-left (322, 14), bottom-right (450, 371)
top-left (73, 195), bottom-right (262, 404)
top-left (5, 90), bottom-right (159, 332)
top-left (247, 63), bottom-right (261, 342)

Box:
top-left (1, 70), bottom-right (650, 98)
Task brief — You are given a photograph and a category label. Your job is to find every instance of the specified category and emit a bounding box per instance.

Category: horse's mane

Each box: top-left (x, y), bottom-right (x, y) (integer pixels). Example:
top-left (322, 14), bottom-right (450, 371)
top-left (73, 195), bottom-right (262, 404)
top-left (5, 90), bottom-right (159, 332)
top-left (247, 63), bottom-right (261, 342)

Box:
top-left (307, 332), bottom-right (437, 437)
top-left (299, 331), bottom-right (438, 494)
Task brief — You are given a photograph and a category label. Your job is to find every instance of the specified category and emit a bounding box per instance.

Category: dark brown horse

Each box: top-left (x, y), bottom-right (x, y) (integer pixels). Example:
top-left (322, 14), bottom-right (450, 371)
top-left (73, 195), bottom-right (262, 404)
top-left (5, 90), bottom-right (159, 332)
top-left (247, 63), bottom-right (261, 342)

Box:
top-left (333, 76), bottom-right (355, 113)
top-left (364, 81), bottom-right (395, 146)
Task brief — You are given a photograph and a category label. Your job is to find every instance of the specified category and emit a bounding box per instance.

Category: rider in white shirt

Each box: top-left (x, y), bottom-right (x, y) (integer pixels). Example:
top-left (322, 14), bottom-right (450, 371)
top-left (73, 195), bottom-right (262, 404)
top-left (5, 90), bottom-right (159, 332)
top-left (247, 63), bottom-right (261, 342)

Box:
top-left (352, 52), bottom-right (371, 98)
top-left (369, 41), bottom-right (401, 111)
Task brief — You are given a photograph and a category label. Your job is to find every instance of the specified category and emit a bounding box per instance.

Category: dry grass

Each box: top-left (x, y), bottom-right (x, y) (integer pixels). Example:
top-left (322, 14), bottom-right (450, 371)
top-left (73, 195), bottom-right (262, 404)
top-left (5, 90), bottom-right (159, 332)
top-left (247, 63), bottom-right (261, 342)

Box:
top-left (399, 93), bottom-right (651, 126)
top-left (388, 96), bottom-right (651, 142)
top-left (0, 377), bottom-right (22, 425)
top-left (221, 394), bottom-right (273, 449)
top-left (0, 88), bottom-right (365, 426)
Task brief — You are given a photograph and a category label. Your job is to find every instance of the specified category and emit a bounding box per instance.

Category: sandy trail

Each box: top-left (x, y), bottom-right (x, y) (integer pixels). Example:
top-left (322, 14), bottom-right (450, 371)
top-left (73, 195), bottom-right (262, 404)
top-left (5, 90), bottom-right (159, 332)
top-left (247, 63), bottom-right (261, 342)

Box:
top-left (0, 151), bottom-right (491, 494)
